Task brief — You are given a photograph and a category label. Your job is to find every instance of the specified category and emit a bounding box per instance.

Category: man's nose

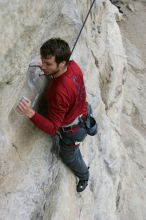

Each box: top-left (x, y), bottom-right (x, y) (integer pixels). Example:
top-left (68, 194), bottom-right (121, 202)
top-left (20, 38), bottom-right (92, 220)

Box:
top-left (41, 63), bottom-right (46, 71)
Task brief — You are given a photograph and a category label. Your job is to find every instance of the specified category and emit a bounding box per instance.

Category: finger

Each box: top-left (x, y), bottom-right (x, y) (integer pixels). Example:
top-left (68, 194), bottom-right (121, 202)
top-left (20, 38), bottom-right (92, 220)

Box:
top-left (21, 98), bottom-right (31, 104)
top-left (16, 104), bottom-right (26, 112)
top-left (23, 97), bottom-right (31, 103)
top-left (16, 106), bottom-right (25, 114)
top-left (17, 102), bottom-right (27, 109)
top-left (19, 100), bottom-right (30, 107)
top-left (17, 103), bottom-right (29, 112)
top-left (16, 108), bottom-right (23, 114)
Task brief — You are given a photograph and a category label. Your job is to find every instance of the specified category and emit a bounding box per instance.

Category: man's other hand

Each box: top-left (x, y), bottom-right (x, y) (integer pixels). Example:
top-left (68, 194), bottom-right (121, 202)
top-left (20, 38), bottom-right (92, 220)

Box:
top-left (16, 97), bottom-right (35, 118)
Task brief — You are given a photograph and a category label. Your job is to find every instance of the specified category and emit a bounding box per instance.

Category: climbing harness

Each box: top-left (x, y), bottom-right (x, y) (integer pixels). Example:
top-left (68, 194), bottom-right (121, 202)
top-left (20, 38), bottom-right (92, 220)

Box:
top-left (71, 0), bottom-right (96, 56)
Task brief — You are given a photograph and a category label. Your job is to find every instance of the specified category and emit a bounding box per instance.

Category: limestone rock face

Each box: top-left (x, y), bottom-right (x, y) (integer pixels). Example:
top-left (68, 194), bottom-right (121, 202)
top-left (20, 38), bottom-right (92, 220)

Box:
top-left (0, 0), bottom-right (146, 220)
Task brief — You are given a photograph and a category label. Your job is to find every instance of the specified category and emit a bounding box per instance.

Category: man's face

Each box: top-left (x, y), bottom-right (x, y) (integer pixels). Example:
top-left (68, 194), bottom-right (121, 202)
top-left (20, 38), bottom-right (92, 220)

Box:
top-left (41, 56), bottom-right (60, 75)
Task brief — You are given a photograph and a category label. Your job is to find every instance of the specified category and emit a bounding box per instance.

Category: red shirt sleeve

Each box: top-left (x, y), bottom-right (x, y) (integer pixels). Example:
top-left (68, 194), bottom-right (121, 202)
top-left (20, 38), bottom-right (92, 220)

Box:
top-left (30, 92), bottom-right (69, 136)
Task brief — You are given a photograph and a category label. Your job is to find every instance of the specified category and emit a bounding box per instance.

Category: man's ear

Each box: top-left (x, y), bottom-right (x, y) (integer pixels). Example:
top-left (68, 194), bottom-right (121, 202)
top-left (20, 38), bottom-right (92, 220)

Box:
top-left (60, 61), bottom-right (66, 67)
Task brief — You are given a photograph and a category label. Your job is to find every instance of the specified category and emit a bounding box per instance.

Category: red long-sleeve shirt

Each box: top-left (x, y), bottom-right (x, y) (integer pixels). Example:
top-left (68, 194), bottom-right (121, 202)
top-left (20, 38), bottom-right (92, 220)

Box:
top-left (30, 60), bottom-right (88, 136)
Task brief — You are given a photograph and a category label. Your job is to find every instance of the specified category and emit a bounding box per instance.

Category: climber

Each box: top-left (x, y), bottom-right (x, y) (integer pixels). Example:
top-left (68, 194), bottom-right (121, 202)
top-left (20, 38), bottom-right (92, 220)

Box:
top-left (17, 38), bottom-right (90, 193)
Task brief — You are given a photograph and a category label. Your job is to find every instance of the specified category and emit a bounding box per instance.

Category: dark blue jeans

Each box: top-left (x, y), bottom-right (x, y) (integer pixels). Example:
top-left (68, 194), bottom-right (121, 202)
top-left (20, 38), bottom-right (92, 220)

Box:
top-left (59, 127), bottom-right (89, 180)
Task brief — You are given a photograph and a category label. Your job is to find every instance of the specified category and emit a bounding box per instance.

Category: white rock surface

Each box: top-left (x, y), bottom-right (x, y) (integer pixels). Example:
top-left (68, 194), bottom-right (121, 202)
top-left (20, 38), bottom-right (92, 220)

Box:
top-left (0, 0), bottom-right (146, 219)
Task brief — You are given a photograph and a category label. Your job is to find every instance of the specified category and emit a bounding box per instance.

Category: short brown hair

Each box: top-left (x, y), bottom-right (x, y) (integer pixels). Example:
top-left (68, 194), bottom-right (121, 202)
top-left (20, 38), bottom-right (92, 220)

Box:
top-left (40, 38), bottom-right (71, 64)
